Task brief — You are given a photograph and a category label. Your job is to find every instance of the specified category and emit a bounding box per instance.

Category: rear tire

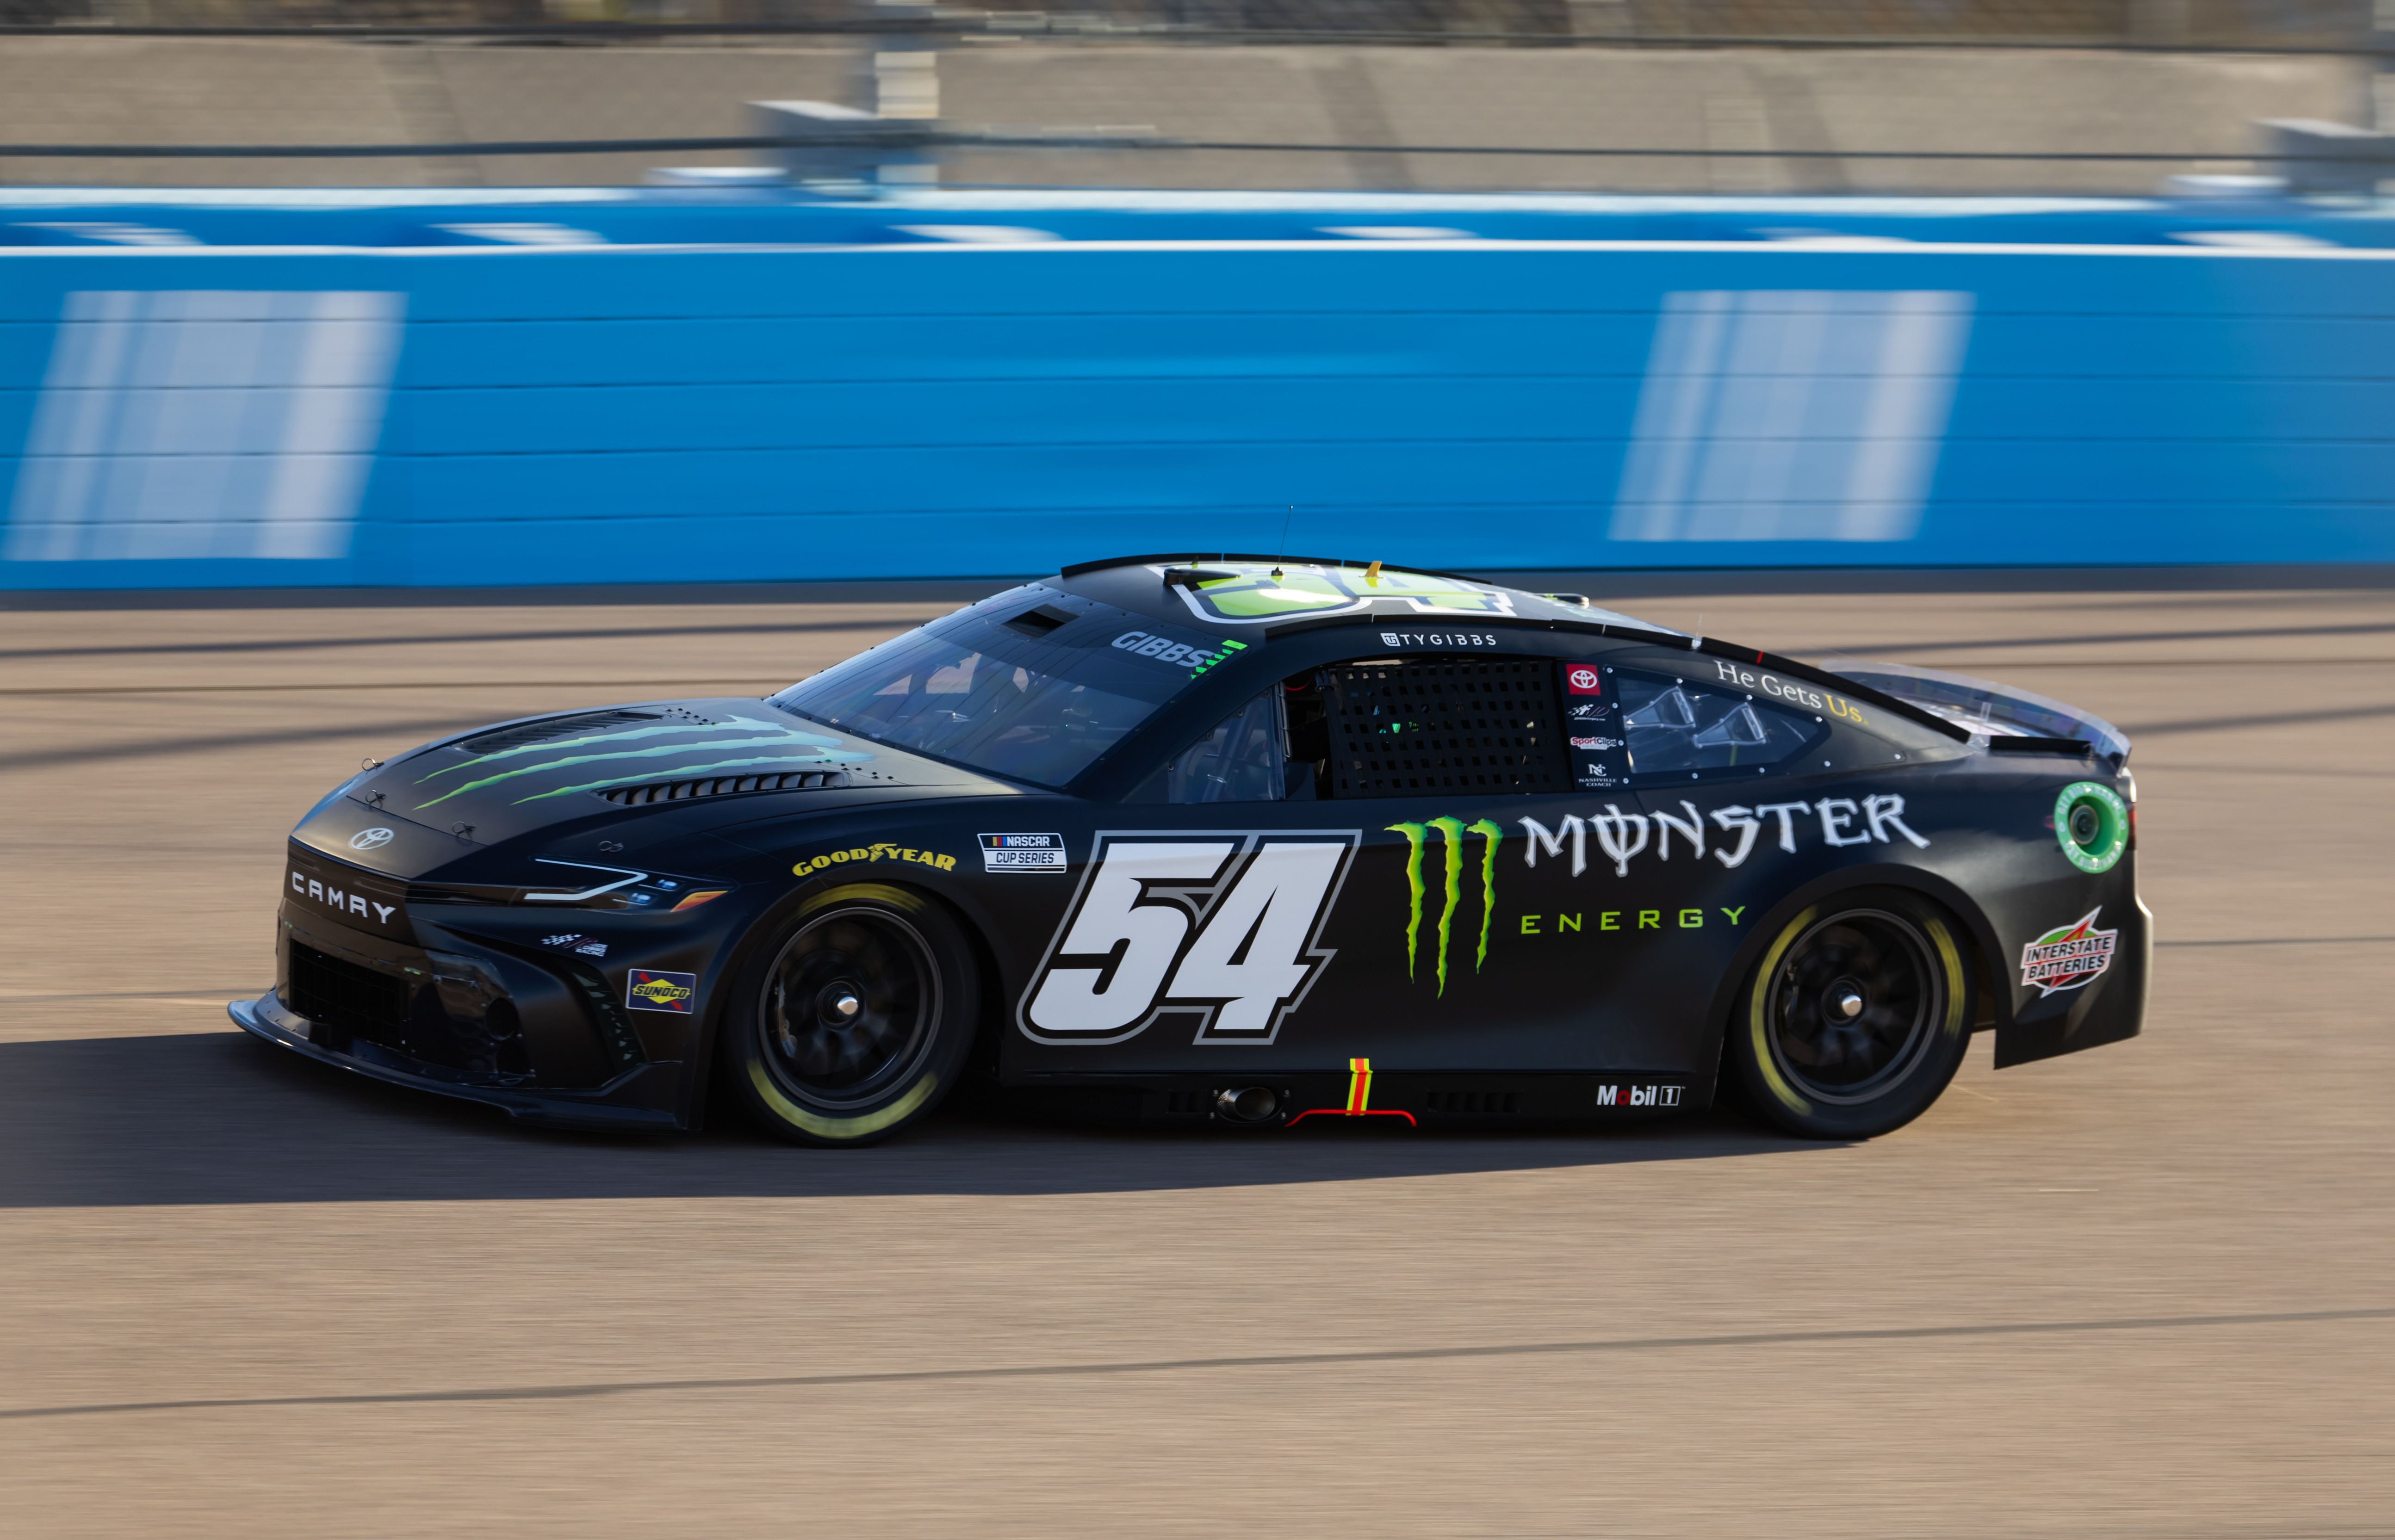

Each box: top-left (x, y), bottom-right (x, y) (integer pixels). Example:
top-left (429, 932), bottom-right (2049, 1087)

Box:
top-left (722, 883), bottom-right (979, 1147)
top-left (1726, 889), bottom-right (1974, 1140)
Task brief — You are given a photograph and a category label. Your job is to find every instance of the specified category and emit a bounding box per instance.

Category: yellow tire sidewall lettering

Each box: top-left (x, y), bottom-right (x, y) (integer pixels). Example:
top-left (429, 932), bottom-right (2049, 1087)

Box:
top-left (1924, 915), bottom-right (1969, 1039)
top-left (1749, 904), bottom-right (1818, 1116)
top-left (739, 881), bottom-right (950, 1143)
top-left (746, 1060), bottom-right (939, 1142)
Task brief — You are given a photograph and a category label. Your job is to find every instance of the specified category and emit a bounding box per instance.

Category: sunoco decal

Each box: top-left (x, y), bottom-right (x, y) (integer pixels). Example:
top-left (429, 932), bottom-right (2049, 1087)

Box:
top-left (1020, 830), bottom-right (1360, 1046)
top-left (626, 969), bottom-right (697, 1014)
top-left (2020, 909), bottom-right (2119, 996)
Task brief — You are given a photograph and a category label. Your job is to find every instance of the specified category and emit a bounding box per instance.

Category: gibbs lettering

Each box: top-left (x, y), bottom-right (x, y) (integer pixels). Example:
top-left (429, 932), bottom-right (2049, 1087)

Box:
top-left (1020, 830), bottom-right (1361, 1047)
top-left (1388, 816), bottom-right (1503, 996)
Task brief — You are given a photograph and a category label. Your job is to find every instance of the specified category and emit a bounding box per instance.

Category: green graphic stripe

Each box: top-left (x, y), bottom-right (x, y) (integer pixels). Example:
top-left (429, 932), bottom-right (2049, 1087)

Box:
top-left (512, 753), bottom-right (862, 803)
top-left (415, 720), bottom-right (863, 809)
top-left (1429, 816), bottom-right (1466, 997)
top-left (416, 719), bottom-right (775, 783)
top-left (1468, 818), bottom-right (1503, 974)
top-left (1387, 822), bottom-right (1428, 980)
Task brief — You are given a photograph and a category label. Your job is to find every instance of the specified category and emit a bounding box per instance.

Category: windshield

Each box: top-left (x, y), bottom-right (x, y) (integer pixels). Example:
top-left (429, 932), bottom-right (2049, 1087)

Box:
top-left (771, 587), bottom-right (1242, 788)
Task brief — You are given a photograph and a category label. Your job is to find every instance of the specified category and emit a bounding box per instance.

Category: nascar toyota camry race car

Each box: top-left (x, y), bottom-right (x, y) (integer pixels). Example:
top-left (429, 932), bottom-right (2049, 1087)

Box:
top-left (234, 556), bottom-right (2146, 1144)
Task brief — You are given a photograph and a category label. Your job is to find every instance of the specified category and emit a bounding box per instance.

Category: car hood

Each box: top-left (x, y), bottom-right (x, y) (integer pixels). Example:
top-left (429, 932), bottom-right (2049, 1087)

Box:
top-left (293, 697), bottom-right (1020, 874)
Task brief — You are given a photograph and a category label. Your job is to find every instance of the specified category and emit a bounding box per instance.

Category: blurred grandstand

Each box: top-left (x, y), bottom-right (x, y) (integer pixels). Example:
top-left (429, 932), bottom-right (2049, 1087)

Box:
top-left (0, 0), bottom-right (2382, 193)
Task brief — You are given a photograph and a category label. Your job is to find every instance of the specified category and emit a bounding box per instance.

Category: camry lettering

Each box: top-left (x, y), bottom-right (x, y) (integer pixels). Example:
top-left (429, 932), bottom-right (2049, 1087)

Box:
top-left (289, 870), bottom-right (396, 924)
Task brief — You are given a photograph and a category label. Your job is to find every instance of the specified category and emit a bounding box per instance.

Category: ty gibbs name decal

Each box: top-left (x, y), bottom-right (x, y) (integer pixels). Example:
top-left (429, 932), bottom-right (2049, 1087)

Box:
top-left (1020, 830), bottom-right (1360, 1047)
top-left (1380, 630), bottom-right (1501, 649)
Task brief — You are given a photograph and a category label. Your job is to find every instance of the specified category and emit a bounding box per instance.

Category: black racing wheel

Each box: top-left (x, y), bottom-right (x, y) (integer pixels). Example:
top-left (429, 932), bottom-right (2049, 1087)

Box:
top-left (722, 883), bottom-right (979, 1147)
top-left (1727, 890), bottom-right (1974, 1139)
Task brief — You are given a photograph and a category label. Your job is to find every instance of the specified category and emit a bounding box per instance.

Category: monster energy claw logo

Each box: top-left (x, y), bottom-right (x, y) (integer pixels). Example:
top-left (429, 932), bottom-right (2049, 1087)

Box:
top-left (1388, 817), bottom-right (1502, 996)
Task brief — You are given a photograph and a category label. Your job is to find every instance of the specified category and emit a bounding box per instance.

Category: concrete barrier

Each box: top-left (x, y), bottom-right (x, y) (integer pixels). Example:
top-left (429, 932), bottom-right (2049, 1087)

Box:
top-left (5, 192), bottom-right (2393, 588)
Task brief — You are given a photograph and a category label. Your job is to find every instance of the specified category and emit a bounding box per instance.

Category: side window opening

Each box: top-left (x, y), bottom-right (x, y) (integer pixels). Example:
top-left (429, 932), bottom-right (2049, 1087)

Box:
top-left (1315, 656), bottom-right (1564, 799)
top-left (1612, 668), bottom-right (1820, 777)
top-left (1133, 690), bottom-right (1288, 804)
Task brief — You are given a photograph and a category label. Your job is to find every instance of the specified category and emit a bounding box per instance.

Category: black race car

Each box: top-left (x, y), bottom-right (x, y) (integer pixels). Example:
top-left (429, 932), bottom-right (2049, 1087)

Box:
top-left (235, 557), bottom-right (2146, 1144)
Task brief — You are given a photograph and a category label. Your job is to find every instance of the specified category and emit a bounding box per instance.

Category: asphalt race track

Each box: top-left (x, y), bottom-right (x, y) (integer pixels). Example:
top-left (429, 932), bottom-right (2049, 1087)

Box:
top-left (3, 573), bottom-right (2390, 1539)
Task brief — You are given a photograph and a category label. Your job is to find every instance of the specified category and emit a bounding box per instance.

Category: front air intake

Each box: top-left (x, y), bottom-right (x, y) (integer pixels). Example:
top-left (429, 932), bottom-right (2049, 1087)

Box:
top-left (597, 768), bottom-right (850, 806)
top-left (460, 709), bottom-right (668, 756)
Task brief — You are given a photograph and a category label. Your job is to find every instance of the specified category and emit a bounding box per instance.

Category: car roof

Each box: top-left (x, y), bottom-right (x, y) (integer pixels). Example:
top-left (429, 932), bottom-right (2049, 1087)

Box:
top-left (1045, 553), bottom-right (1672, 641)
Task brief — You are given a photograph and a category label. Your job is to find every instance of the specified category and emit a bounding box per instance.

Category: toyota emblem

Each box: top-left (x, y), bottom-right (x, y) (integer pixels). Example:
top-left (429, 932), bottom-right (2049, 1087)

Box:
top-left (350, 828), bottom-right (396, 851)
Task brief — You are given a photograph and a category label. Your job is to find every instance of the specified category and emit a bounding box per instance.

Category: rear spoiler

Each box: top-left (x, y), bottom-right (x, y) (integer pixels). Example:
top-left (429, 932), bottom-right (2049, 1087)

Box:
top-left (1823, 659), bottom-right (2131, 767)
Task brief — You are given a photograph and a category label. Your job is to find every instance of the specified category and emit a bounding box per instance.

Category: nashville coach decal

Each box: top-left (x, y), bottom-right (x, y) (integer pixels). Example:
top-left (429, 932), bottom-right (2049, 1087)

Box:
top-left (1019, 830), bottom-right (1361, 1047)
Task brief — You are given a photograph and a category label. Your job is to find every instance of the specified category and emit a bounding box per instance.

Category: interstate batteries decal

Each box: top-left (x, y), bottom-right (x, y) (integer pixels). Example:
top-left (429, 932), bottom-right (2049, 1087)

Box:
top-left (2020, 909), bottom-right (2120, 996)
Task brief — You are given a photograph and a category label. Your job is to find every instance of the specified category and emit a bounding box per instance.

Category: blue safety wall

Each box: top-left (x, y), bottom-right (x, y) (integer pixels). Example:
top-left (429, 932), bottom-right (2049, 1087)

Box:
top-left (5, 195), bottom-right (2394, 587)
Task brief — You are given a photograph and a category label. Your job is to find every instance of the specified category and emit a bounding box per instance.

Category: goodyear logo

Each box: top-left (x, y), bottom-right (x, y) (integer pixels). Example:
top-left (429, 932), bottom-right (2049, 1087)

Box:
top-left (626, 969), bottom-right (697, 1014)
top-left (1387, 817), bottom-right (1503, 996)
top-left (794, 843), bottom-right (958, 877)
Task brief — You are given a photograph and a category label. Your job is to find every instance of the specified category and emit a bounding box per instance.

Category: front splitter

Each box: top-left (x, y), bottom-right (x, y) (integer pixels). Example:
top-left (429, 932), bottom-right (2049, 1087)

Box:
top-left (228, 993), bottom-right (682, 1133)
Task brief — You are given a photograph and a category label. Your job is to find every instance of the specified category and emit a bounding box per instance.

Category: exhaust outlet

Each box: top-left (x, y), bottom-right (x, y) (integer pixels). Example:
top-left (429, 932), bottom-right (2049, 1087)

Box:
top-left (1213, 1086), bottom-right (1281, 1123)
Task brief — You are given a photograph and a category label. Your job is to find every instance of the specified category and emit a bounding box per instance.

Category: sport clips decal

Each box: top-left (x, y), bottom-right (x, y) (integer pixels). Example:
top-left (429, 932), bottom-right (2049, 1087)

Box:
top-left (1019, 831), bottom-right (1360, 1047)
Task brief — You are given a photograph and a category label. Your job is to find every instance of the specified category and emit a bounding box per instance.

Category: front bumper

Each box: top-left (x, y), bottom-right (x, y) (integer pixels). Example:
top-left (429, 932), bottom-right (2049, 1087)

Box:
top-left (230, 992), bottom-right (684, 1132)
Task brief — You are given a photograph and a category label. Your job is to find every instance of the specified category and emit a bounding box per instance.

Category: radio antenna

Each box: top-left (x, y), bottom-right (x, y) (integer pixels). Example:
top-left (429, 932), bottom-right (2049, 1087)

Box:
top-left (1272, 506), bottom-right (1294, 582)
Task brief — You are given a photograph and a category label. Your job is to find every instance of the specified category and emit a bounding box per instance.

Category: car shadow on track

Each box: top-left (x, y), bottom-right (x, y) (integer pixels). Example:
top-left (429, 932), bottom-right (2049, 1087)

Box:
top-left (0, 1030), bottom-right (1833, 1209)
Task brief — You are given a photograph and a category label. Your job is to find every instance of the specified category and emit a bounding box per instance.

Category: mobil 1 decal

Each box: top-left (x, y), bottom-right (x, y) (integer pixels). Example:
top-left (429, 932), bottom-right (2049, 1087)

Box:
top-left (1019, 830), bottom-right (1361, 1047)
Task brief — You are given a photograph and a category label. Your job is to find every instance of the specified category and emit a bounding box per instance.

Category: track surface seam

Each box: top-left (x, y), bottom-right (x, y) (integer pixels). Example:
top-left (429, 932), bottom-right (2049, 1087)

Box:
top-left (8, 1306), bottom-right (2386, 1422)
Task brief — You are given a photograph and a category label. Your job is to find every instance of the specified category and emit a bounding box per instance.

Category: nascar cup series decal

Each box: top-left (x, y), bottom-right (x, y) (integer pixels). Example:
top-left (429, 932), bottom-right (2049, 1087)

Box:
top-left (980, 833), bottom-right (1067, 872)
top-left (2020, 910), bottom-right (2119, 996)
top-left (1020, 831), bottom-right (1360, 1046)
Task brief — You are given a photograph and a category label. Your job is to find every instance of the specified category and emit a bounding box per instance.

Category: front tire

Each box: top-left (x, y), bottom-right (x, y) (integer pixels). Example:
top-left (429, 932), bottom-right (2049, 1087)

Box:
top-left (722, 884), bottom-right (979, 1147)
top-left (1727, 890), bottom-right (1974, 1140)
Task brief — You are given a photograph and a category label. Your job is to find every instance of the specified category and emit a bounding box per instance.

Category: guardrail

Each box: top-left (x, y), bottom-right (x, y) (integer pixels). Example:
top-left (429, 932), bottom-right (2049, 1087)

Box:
top-left (5, 191), bottom-right (2392, 589)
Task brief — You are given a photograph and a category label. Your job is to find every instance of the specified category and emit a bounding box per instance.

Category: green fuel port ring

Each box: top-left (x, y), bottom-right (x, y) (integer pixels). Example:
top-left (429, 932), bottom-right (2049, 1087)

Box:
top-left (2054, 781), bottom-right (2129, 874)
